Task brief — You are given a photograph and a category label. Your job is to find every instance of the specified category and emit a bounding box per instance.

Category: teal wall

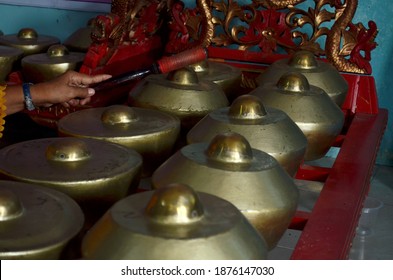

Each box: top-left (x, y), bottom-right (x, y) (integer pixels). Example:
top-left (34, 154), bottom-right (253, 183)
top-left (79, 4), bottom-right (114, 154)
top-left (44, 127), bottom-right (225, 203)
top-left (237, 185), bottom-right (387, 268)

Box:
top-left (0, 4), bottom-right (107, 42)
top-left (354, 1), bottom-right (393, 166)
top-left (0, 1), bottom-right (392, 165)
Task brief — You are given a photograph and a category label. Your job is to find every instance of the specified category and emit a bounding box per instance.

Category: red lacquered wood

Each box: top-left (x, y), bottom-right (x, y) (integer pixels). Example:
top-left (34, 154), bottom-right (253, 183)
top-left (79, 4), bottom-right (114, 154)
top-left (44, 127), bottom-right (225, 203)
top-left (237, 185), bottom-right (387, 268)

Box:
top-left (158, 47), bottom-right (207, 73)
top-left (290, 211), bottom-right (311, 231)
top-left (295, 165), bottom-right (331, 182)
top-left (291, 109), bottom-right (388, 259)
top-left (341, 74), bottom-right (379, 115)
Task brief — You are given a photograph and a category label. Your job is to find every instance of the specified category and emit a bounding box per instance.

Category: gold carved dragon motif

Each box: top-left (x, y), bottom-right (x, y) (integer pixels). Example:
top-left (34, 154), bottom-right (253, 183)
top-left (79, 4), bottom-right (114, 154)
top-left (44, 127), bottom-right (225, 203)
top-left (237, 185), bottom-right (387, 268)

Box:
top-left (168, 0), bottom-right (378, 74)
top-left (165, 0), bottom-right (214, 53)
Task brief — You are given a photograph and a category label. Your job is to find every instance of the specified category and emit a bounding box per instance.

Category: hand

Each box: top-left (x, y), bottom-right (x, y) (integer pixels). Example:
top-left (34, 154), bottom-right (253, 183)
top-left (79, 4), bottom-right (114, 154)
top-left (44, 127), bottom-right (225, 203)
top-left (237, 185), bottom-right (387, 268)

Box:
top-left (30, 70), bottom-right (112, 108)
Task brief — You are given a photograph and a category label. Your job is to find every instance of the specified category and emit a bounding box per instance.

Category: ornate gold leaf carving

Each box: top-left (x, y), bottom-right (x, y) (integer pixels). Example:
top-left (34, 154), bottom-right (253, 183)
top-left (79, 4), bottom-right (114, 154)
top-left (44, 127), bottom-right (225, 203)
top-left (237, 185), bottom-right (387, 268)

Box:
top-left (198, 0), bottom-right (377, 73)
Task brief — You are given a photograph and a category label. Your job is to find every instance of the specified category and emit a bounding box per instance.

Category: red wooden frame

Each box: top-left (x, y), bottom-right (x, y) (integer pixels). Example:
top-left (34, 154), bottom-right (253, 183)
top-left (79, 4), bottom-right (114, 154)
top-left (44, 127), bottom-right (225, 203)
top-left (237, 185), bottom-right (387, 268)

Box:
top-left (207, 46), bottom-right (389, 259)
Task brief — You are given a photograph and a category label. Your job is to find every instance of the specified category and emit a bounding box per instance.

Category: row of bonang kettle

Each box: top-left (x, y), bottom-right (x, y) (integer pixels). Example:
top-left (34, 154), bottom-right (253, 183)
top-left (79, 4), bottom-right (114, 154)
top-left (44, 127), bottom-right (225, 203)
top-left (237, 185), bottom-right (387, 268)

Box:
top-left (0, 50), bottom-right (348, 259)
top-left (0, 28), bottom-right (86, 83)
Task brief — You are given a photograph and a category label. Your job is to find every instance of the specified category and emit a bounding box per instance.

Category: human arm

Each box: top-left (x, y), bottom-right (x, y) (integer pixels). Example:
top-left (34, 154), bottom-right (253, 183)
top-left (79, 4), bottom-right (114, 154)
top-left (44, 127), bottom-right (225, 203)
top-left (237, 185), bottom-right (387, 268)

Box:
top-left (3, 70), bottom-right (112, 115)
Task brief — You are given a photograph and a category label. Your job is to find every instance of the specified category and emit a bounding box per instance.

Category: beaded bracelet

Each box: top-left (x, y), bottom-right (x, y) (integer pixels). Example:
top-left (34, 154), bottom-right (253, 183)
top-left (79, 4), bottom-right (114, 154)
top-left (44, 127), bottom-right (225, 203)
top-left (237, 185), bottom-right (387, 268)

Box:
top-left (0, 83), bottom-right (7, 138)
top-left (22, 83), bottom-right (35, 111)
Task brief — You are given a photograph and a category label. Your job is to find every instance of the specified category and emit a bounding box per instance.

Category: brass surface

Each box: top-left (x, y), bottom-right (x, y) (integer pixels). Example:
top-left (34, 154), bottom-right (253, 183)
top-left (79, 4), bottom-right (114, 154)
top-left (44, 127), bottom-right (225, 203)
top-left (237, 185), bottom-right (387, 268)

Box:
top-left (189, 59), bottom-right (242, 101)
top-left (0, 137), bottom-right (142, 205)
top-left (45, 138), bottom-right (91, 162)
top-left (251, 72), bottom-right (344, 161)
top-left (0, 180), bottom-right (84, 260)
top-left (152, 132), bottom-right (299, 250)
top-left (21, 44), bottom-right (85, 83)
top-left (0, 46), bottom-right (23, 82)
top-left (58, 105), bottom-right (181, 177)
top-left (187, 95), bottom-right (307, 176)
top-left (144, 184), bottom-right (204, 225)
top-left (82, 183), bottom-right (268, 259)
top-left (256, 50), bottom-right (348, 106)
top-left (128, 67), bottom-right (229, 131)
top-left (63, 19), bottom-right (94, 52)
top-left (0, 28), bottom-right (59, 56)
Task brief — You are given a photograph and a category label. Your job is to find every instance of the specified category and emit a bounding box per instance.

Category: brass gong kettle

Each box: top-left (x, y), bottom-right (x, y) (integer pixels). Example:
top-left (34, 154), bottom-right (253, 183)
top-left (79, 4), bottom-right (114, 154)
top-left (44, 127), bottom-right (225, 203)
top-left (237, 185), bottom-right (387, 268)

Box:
top-left (0, 45), bottom-right (23, 82)
top-left (63, 18), bottom-right (95, 53)
top-left (187, 95), bottom-right (308, 176)
top-left (152, 132), bottom-right (299, 250)
top-left (58, 105), bottom-right (181, 177)
top-left (0, 28), bottom-right (60, 56)
top-left (189, 59), bottom-right (243, 102)
top-left (251, 72), bottom-right (345, 161)
top-left (0, 137), bottom-right (143, 213)
top-left (0, 180), bottom-right (84, 260)
top-left (128, 67), bottom-right (229, 132)
top-left (256, 50), bottom-right (348, 106)
top-left (21, 44), bottom-right (85, 83)
top-left (82, 183), bottom-right (268, 259)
